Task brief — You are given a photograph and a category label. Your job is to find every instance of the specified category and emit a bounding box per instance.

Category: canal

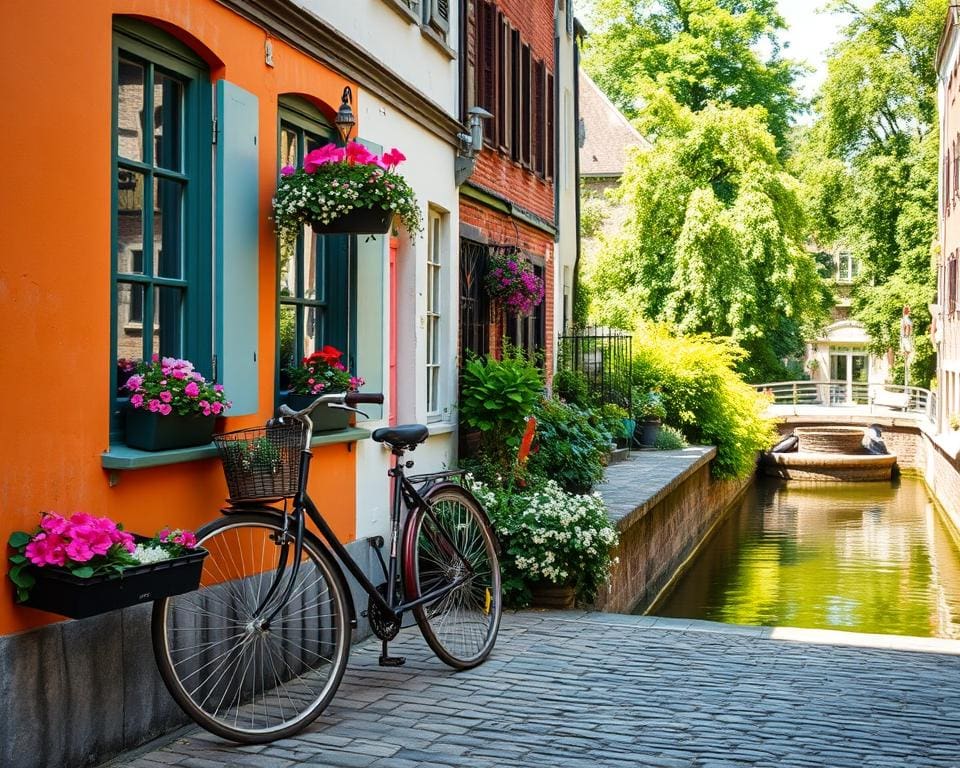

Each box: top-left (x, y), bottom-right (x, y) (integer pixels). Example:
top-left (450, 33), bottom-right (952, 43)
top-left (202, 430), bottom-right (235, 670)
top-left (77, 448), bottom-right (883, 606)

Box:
top-left (651, 476), bottom-right (960, 638)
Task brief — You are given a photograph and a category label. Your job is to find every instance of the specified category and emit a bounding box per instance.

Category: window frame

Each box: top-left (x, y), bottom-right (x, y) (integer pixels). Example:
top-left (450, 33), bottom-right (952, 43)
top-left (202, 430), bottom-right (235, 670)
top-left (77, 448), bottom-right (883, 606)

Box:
top-left (425, 209), bottom-right (445, 420)
top-left (110, 21), bottom-right (213, 439)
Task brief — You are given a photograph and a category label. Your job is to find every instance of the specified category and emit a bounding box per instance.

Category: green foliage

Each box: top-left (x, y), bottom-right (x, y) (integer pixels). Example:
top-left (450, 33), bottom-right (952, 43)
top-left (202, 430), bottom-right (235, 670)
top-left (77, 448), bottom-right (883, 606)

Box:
top-left (654, 425), bottom-right (688, 450)
top-left (583, 0), bottom-right (803, 146)
top-left (634, 390), bottom-right (667, 421)
top-left (598, 403), bottom-right (631, 439)
top-left (587, 104), bottom-right (831, 380)
top-left (459, 350), bottom-right (543, 476)
top-left (580, 193), bottom-right (607, 239)
top-left (553, 367), bottom-right (593, 408)
top-left (630, 323), bottom-right (777, 479)
top-left (527, 399), bottom-right (611, 494)
top-left (468, 476), bottom-right (619, 607)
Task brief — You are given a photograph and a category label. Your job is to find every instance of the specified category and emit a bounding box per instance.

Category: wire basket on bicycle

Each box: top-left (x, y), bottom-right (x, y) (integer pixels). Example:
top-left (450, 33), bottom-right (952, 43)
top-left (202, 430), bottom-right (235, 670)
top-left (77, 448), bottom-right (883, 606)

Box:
top-left (213, 421), bottom-right (306, 502)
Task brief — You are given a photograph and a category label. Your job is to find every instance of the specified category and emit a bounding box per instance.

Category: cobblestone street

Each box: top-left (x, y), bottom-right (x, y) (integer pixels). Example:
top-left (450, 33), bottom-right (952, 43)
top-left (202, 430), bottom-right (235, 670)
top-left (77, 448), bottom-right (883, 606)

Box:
top-left (106, 611), bottom-right (960, 768)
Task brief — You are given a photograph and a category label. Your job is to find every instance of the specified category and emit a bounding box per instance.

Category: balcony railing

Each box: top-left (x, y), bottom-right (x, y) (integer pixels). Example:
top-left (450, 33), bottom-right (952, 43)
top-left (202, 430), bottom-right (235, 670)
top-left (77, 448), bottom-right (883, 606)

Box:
top-left (754, 380), bottom-right (937, 423)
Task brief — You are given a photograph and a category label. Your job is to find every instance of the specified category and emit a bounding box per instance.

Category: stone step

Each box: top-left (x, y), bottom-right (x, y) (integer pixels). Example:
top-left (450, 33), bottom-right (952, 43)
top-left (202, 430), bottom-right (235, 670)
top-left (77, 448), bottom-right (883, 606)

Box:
top-left (607, 446), bottom-right (630, 465)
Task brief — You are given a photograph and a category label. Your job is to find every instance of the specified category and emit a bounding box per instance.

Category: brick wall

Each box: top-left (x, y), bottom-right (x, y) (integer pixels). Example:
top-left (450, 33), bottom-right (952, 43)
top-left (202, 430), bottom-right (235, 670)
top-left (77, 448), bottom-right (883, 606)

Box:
top-left (471, 154), bottom-right (555, 223)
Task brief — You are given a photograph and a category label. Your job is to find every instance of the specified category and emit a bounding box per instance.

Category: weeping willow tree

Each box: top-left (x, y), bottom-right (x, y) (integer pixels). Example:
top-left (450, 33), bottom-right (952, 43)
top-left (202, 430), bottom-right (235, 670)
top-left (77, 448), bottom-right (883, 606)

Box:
top-left (587, 103), bottom-right (831, 382)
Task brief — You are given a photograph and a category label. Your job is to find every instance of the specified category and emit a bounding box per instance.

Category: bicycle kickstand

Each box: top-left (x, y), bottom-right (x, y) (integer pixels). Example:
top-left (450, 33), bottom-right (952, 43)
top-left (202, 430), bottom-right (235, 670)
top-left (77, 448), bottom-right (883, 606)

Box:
top-left (379, 640), bottom-right (406, 667)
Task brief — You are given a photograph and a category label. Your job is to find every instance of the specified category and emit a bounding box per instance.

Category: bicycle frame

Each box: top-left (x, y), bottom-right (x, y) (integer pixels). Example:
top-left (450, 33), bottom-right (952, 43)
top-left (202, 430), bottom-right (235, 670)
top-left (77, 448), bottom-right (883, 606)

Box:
top-left (238, 441), bottom-right (474, 629)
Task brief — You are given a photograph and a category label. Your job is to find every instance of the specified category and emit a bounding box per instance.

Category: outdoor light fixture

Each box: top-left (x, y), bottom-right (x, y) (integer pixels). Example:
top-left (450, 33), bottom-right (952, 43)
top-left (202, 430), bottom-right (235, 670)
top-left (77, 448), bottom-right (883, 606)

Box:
top-left (335, 86), bottom-right (356, 144)
top-left (455, 106), bottom-right (493, 185)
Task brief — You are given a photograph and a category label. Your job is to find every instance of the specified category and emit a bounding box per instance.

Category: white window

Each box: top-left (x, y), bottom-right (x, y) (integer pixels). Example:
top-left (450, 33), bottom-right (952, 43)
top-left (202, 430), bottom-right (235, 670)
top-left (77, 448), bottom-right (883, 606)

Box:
top-left (426, 209), bottom-right (444, 418)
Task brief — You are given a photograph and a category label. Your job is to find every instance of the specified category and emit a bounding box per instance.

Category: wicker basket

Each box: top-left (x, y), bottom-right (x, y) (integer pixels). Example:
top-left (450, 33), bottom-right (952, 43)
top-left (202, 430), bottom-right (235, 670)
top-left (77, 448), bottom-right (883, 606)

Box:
top-left (214, 422), bottom-right (307, 502)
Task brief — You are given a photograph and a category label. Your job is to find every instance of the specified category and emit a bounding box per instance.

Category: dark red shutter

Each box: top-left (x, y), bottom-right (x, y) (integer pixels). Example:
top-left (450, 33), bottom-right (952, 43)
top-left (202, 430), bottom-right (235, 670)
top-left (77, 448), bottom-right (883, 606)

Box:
top-left (546, 71), bottom-right (554, 181)
top-left (477, 1), bottom-right (496, 143)
top-left (510, 29), bottom-right (521, 162)
top-left (521, 43), bottom-right (531, 167)
top-left (497, 16), bottom-right (509, 151)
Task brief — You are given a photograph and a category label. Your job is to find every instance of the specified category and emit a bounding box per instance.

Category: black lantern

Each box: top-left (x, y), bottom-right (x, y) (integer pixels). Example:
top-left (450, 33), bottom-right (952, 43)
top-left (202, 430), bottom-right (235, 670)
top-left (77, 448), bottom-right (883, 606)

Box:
top-left (335, 86), bottom-right (356, 144)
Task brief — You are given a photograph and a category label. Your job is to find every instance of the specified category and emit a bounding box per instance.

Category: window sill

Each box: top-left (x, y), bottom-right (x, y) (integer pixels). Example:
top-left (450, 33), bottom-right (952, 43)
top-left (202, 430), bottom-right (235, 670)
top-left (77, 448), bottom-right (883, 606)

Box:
top-left (427, 421), bottom-right (457, 436)
top-left (420, 25), bottom-right (455, 59)
top-left (381, 0), bottom-right (420, 25)
top-left (102, 427), bottom-right (372, 472)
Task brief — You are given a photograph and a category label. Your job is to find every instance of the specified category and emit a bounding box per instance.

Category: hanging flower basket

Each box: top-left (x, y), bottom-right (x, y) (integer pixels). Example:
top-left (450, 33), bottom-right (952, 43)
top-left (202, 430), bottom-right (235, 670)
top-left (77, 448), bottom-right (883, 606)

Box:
top-left (484, 246), bottom-right (545, 316)
top-left (274, 143), bottom-right (421, 242)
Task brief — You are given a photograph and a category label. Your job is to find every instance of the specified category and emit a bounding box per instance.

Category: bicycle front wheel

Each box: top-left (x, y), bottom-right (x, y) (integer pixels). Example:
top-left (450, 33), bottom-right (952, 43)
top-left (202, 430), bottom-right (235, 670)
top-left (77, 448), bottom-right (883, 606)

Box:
top-left (405, 485), bottom-right (502, 669)
top-left (152, 513), bottom-right (351, 743)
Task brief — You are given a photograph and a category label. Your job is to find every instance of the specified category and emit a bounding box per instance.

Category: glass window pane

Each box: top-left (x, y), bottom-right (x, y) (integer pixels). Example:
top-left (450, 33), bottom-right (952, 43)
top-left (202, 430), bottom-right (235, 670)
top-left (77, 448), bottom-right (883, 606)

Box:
top-left (117, 59), bottom-right (144, 162)
top-left (279, 238), bottom-right (297, 298)
top-left (279, 304), bottom-right (297, 384)
top-left (116, 170), bottom-right (145, 273)
top-left (116, 282), bottom-right (145, 366)
top-left (303, 304), bottom-right (320, 359)
top-left (154, 177), bottom-right (183, 278)
top-left (154, 73), bottom-right (182, 171)
top-left (154, 286), bottom-right (183, 360)
top-left (280, 126), bottom-right (299, 168)
top-left (303, 232), bottom-right (320, 301)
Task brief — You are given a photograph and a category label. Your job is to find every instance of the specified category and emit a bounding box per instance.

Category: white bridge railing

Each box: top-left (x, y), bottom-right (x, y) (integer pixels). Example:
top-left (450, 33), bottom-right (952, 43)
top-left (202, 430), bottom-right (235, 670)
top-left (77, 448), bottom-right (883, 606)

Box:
top-left (754, 380), bottom-right (937, 422)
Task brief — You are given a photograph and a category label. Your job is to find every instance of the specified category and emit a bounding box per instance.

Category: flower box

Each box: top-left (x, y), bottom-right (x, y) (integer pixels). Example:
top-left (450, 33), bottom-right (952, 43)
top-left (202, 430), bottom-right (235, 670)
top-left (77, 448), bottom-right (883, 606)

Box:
top-left (282, 393), bottom-right (350, 432)
top-left (309, 205), bottom-right (394, 235)
top-left (20, 536), bottom-right (207, 619)
top-left (125, 409), bottom-right (216, 451)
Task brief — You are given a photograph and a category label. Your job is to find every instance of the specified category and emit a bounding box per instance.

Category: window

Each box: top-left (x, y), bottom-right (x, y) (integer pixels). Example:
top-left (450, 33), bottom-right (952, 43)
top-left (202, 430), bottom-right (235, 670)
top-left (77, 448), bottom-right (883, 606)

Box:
top-left (836, 252), bottom-right (860, 283)
top-left (532, 60), bottom-right (545, 176)
top-left (277, 99), bottom-right (355, 393)
top-left (426, 210), bottom-right (444, 417)
top-left (111, 21), bottom-right (212, 433)
top-left (477, 0), bottom-right (497, 143)
top-left (950, 253), bottom-right (958, 315)
top-left (521, 43), bottom-right (531, 167)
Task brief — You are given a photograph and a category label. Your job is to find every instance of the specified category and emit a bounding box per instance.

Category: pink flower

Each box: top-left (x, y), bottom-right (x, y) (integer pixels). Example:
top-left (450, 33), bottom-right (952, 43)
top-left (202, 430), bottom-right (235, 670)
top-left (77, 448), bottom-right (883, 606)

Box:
top-left (381, 148), bottom-right (406, 168)
top-left (40, 513), bottom-right (70, 536)
top-left (213, 384), bottom-right (224, 393)
top-left (171, 370), bottom-right (187, 380)
top-left (211, 401), bottom-right (223, 415)
top-left (65, 537), bottom-right (95, 563)
top-left (345, 141), bottom-right (376, 166)
top-left (184, 381), bottom-right (200, 398)
top-left (125, 375), bottom-right (143, 391)
top-left (175, 531), bottom-right (197, 549)
top-left (25, 533), bottom-right (68, 567)
top-left (303, 143), bottom-right (346, 173)
top-left (158, 528), bottom-right (171, 542)
top-left (130, 394), bottom-right (144, 408)
top-left (280, 165), bottom-right (295, 176)
top-left (148, 399), bottom-right (161, 412)
top-left (152, 353), bottom-right (160, 362)
top-left (158, 403), bottom-right (173, 416)
top-left (159, 390), bottom-right (173, 403)
top-left (199, 400), bottom-right (212, 416)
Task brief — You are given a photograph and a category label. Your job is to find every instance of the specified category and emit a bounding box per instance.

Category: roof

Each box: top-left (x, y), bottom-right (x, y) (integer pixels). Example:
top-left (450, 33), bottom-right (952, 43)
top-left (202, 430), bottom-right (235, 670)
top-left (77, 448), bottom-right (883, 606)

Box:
top-left (578, 71), bottom-right (651, 178)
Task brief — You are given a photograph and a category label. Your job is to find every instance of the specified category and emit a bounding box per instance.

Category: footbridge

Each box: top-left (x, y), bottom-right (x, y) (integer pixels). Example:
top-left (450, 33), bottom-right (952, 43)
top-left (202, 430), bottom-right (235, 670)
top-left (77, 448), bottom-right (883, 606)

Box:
top-left (755, 380), bottom-right (937, 426)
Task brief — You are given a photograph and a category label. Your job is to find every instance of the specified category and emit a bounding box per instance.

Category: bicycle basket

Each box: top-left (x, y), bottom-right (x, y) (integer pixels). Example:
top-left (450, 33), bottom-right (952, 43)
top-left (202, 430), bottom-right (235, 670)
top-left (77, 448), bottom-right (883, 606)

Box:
top-left (213, 422), bottom-right (306, 502)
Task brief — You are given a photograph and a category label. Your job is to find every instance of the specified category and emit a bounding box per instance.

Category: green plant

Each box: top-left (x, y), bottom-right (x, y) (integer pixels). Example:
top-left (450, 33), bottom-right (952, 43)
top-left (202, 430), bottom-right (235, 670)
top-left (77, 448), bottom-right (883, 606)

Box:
top-left (653, 425), bottom-right (688, 450)
top-left (467, 476), bottom-right (619, 607)
top-left (527, 399), bottom-right (609, 494)
top-left (273, 142), bottom-right (422, 242)
top-left (598, 403), bottom-right (631, 439)
top-left (286, 346), bottom-right (363, 396)
top-left (950, 413), bottom-right (960, 431)
top-left (553, 368), bottom-right (593, 408)
top-left (634, 390), bottom-right (667, 421)
top-left (484, 246), bottom-right (545, 316)
top-left (459, 351), bottom-right (543, 476)
top-left (123, 355), bottom-right (230, 417)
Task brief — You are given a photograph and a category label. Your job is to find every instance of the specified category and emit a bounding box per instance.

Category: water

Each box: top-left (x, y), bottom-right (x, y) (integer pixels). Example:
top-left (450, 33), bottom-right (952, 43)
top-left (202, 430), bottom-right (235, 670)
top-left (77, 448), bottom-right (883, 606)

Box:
top-left (652, 476), bottom-right (960, 638)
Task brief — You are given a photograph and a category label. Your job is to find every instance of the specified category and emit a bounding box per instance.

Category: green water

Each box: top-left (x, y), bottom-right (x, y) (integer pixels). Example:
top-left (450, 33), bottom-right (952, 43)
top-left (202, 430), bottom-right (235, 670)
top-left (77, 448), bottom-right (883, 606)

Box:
top-left (652, 476), bottom-right (960, 638)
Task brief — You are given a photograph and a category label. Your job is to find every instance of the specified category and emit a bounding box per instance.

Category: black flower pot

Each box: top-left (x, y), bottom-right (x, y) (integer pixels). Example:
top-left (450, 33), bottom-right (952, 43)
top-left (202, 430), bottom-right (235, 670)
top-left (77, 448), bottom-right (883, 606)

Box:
top-left (282, 394), bottom-right (350, 432)
top-left (637, 419), bottom-right (662, 448)
top-left (20, 538), bottom-right (208, 619)
top-left (309, 205), bottom-right (394, 235)
top-left (125, 409), bottom-right (216, 451)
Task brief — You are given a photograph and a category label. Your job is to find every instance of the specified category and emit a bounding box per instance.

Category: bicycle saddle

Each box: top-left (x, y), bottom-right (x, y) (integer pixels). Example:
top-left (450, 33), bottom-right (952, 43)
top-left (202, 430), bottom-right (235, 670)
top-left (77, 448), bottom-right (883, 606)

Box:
top-left (372, 424), bottom-right (429, 450)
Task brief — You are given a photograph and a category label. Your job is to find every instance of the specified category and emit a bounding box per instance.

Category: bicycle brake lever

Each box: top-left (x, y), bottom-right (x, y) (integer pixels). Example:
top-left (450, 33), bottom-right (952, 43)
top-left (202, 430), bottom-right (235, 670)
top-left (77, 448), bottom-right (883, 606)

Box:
top-left (329, 403), bottom-right (369, 419)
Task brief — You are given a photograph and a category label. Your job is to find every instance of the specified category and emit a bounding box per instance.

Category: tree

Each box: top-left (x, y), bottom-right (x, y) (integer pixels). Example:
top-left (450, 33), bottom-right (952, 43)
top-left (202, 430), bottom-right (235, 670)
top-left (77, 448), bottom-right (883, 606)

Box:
top-left (583, 0), bottom-right (803, 145)
top-left (587, 104), bottom-right (831, 381)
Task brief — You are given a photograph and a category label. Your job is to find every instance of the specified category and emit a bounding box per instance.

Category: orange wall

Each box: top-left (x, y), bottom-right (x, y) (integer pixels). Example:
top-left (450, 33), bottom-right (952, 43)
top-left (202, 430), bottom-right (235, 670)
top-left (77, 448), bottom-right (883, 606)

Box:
top-left (0, 1), bottom-right (362, 635)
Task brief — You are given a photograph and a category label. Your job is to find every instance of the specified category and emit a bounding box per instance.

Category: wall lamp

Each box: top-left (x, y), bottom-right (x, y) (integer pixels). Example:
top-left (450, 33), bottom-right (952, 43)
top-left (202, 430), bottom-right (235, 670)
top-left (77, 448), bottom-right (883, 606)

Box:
top-left (455, 106), bottom-right (493, 185)
top-left (335, 86), bottom-right (356, 144)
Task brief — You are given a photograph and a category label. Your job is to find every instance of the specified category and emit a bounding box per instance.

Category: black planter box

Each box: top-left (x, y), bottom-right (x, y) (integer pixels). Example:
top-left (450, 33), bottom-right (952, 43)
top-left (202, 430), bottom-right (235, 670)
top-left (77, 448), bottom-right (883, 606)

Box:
top-left (21, 540), bottom-right (208, 619)
top-left (125, 408), bottom-right (216, 451)
top-left (309, 205), bottom-right (394, 235)
top-left (282, 394), bottom-right (350, 432)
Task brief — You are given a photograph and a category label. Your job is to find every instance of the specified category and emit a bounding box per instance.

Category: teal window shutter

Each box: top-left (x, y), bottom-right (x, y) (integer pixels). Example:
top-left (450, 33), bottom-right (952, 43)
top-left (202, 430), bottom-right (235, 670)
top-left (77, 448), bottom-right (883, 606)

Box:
top-left (216, 80), bottom-right (259, 414)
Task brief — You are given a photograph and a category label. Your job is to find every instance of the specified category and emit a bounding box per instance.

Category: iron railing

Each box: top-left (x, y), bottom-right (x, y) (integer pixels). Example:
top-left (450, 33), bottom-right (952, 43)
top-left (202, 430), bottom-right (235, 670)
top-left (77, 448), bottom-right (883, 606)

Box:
top-left (754, 380), bottom-right (937, 422)
top-left (557, 327), bottom-right (633, 410)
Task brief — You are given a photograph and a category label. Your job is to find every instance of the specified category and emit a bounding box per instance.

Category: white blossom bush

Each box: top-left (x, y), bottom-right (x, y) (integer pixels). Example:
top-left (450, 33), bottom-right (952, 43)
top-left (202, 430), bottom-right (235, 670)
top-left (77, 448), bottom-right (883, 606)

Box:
top-left (467, 475), bottom-right (619, 607)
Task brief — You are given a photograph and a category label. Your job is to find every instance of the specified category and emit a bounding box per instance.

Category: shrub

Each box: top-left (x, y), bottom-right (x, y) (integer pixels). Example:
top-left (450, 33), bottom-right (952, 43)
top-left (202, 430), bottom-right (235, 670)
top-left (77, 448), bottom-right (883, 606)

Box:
top-left (634, 390), bottom-right (667, 421)
top-left (527, 399), bottom-right (610, 494)
top-left (459, 350), bottom-right (543, 477)
top-left (553, 367), bottom-right (593, 408)
top-left (468, 476), bottom-right (619, 607)
top-left (598, 403), bottom-right (631, 439)
top-left (654, 425), bottom-right (688, 450)
top-left (630, 322), bottom-right (777, 479)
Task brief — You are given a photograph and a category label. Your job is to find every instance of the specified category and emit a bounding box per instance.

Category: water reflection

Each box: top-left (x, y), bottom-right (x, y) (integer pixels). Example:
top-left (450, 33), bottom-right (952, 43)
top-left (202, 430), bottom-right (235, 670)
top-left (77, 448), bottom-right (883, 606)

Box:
top-left (652, 477), bottom-right (960, 638)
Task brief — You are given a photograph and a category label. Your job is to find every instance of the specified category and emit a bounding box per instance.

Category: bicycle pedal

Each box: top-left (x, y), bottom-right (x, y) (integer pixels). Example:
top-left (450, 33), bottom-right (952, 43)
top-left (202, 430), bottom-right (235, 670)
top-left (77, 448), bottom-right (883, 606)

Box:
top-left (378, 654), bottom-right (406, 667)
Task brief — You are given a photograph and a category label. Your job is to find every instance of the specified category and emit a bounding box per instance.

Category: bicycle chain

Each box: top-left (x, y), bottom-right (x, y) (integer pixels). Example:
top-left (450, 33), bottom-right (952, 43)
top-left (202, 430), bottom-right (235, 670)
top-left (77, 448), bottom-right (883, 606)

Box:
top-left (368, 583), bottom-right (401, 641)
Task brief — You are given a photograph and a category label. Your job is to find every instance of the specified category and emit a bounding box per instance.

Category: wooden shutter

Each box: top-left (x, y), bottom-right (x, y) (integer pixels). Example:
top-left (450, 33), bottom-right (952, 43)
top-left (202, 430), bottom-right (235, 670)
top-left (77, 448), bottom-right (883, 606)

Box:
top-left (496, 15), bottom-right (509, 151)
top-left (477, 1), bottom-right (496, 143)
top-left (546, 71), bottom-right (554, 181)
top-left (532, 60), bottom-right (545, 177)
top-left (521, 43), bottom-right (531, 167)
top-left (510, 29), bottom-right (522, 162)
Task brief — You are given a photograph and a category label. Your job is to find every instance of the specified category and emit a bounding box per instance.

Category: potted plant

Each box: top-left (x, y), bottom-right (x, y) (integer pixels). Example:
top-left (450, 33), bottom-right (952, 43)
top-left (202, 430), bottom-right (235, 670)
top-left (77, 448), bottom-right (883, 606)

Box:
top-left (283, 345), bottom-right (364, 431)
top-left (635, 390), bottom-right (667, 447)
top-left (8, 512), bottom-right (206, 619)
top-left (123, 355), bottom-right (231, 451)
top-left (273, 142), bottom-right (422, 240)
top-left (483, 246), bottom-right (545, 316)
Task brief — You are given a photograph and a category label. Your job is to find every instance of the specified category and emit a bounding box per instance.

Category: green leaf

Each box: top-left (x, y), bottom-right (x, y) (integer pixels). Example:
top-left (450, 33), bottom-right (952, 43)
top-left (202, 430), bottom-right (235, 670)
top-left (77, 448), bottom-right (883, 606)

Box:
top-left (8, 531), bottom-right (31, 548)
top-left (8, 554), bottom-right (26, 564)
top-left (9, 565), bottom-right (35, 589)
top-left (71, 566), bottom-right (95, 579)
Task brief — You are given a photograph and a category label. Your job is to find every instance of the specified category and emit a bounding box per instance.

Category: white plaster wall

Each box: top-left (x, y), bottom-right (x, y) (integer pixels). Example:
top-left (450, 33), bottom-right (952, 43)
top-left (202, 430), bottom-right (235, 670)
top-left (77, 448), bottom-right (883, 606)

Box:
top-left (554, 6), bottom-right (578, 344)
top-left (292, 0), bottom-right (459, 115)
top-left (352, 90), bottom-right (460, 539)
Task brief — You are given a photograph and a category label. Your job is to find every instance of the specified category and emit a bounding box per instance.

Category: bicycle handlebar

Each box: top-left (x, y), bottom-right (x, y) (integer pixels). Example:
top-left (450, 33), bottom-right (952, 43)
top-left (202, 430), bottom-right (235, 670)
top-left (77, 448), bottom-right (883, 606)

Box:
top-left (346, 392), bottom-right (385, 405)
top-left (269, 391), bottom-right (385, 428)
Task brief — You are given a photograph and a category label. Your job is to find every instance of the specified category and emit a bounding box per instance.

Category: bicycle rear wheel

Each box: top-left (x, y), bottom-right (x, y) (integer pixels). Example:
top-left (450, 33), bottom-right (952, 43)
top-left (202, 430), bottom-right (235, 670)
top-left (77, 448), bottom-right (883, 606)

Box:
top-left (152, 513), bottom-right (351, 743)
top-left (405, 485), bottom-right (502, 669)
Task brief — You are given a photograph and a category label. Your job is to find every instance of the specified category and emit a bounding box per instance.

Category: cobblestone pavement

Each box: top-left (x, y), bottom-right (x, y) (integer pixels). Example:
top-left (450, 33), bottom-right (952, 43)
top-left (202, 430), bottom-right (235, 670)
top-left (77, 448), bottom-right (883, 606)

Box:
top-left (106, 611), bottom-right (960, 768)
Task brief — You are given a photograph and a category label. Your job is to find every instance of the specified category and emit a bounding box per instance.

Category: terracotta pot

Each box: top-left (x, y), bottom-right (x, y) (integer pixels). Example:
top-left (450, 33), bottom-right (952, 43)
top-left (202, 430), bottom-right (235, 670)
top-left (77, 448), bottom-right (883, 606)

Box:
top-left (529, 581), bottom-right (576, 609)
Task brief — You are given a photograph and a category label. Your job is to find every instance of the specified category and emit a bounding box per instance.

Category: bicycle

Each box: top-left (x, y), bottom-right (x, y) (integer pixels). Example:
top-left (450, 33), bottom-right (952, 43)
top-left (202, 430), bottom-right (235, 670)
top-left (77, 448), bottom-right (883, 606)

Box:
top-left (151, 391), bottom-right (502, 743)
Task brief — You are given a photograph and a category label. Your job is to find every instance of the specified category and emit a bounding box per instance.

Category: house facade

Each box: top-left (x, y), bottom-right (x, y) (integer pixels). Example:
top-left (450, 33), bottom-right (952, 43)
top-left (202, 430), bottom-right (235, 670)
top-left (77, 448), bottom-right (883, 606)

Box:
top-left (937, 7), bottom-right (960, 431)
top-left (1, 1), bottom-right (464, 765)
